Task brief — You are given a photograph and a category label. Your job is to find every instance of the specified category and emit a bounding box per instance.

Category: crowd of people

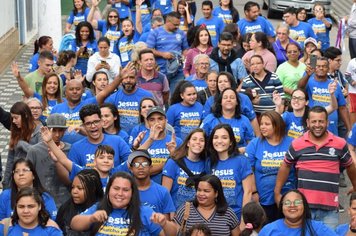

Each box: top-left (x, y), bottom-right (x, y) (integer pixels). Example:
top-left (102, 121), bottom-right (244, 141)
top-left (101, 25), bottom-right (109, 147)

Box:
top-left (2, 0), bottom-right (356, 235)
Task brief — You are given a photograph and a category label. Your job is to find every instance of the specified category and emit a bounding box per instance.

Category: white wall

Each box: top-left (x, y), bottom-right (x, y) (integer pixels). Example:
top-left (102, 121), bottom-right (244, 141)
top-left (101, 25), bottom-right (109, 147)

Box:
top-left (0, 0), bottom-right (16, 36)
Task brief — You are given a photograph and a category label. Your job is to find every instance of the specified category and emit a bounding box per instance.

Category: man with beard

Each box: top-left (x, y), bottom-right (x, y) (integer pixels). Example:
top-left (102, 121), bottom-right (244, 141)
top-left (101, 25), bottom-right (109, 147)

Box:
top-left (274, 106), bottom-right (356, 229)
top-left (105, 67), bottom-right (153, 133)
top-left (128, 150), bottom-right (175, 218)
top-left (210, 32), bottom-right (247, 83)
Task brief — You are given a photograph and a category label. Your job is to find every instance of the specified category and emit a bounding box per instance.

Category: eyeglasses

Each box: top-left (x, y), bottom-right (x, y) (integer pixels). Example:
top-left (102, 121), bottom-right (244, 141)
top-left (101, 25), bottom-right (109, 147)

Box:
top-left (83, 120), bottom-right (101, 127)
top-left (199, 62), bottom-right (210, 66)
top-left (283, 199), bottom-right (303, 207)
top-left (29, 106), bottom-right (42, 110)
top-left (108, 15), bottom-right (118, 18)
top-left (13, 168), bottom-right (32, 174)
top-left (287, 50), bottom-right (299, 54)
top-left (131, 161), bottom-right (150, 168)
top-left (291, 96), bottom-right (305, 101)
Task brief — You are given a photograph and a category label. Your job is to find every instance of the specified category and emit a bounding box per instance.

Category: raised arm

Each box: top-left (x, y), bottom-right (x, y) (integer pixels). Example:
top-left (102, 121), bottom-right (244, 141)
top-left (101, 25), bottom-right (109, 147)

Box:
top-left (88, 0), bottom-right (100, 29)
top-left (325, 80), bottom-right (338, 114)
top-left (135, 0), bottom-right (143, 34)
top-left (12, 62), bottom-right (34, 98)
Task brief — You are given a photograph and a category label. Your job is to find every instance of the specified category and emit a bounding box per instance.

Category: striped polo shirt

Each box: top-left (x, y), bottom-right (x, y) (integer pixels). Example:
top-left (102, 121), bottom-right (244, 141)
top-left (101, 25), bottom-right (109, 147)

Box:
top-left (284, 131), bottom-right (353, 210)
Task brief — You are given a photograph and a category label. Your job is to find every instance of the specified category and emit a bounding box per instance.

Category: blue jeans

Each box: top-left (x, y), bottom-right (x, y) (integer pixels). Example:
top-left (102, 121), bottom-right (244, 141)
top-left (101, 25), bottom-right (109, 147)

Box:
top-left (311, 208), bottom-right (338, 229)
top-left (167, 70), bottom-right (184, 94)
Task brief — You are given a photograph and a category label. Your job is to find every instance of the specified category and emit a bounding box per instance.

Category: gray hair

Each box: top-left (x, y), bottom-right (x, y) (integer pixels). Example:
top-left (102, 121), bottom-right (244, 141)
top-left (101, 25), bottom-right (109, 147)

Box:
top-left (193, 54), bottom-right (210, 65)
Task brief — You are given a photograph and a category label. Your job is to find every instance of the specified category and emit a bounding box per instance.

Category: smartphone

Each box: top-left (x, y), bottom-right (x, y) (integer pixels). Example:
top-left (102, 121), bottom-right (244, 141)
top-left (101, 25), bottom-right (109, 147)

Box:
top-left (100, 60), bottom-right (106, 65)
top-left (310, 54), bottom-right (317, 69)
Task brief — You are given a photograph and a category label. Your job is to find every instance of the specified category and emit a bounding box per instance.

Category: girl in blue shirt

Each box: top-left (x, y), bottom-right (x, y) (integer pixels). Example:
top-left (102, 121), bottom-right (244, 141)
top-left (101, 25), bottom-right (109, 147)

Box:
top-left (0, 187), bottom-right (62, 236)
top-left (162, 128), bottom-right (208, 209)
top-left (71, 172), bottom-right (171, 235)
top-left (88, 1), bottom-right (122, 52)
top-left (0, 159), bottom-right (57, 221)
top-left (208, 123), bottom-right (254, 219)
top-left (114, 19), bottom-right (141, 67)
top-left (56, 169), bottom-right (104, 235)
top-left (176, 0), bottom-right (194, 34)
top-left (65, 0), bottom-right (90, 34)
top-left (29, 36), bottom-right (57, 72)
top-left (71, 21), bottom-right (98, 75)
top-left (245, 111), bottom-right (295, 223)
top-left (212, 0), bottom-right (239, 25)
top-left (167, 81), bottom-right (203, 140)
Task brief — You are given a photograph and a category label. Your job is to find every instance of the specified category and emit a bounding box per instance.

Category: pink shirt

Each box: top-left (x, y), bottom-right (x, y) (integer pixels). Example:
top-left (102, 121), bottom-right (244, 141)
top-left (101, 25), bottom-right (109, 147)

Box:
top-left (242, 48), bottom-right (277, 72)
top-left (183, 46), bottom-right (213, 76)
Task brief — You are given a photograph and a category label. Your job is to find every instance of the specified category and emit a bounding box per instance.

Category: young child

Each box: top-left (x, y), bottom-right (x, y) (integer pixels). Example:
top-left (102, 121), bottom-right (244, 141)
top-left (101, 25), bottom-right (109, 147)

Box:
top-left (335, 192), bottom-right (356, 235)
top-left (241, 202), bottom-right (266, 236)
top-left (188, 224), bottom-right (212, 236)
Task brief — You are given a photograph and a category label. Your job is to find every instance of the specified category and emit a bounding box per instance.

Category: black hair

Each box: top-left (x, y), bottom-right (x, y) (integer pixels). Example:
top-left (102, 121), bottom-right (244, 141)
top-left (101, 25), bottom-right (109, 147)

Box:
top-left (253, 32), bottom-right (275, 55)
top-left (244, 1), bottom-right (260, 12)
top-left (57, 50), bottom-right (76, 66)
top-left (166, 11), bottom-right (181, 20)
top-left (10, 158), bottom-right (47, 209)
top-left (170, 80), bottom-right (197, 105)
top-left (172, 128), bottom-right (207, 161)
top-left (97, 36), bottom-right (110, 46)
top-left (220, 0), bottom-right (239, 23)
top-left (12, 187), bottom-right (50, 227)
top-left (100, 103), bottom-right (122, 133)
top-left (39, 50), bottom-right (54, 61)
top-left (79, 104), bottom-right (102, 122)
top-left (241, 202), bottom-right (266, 236)
top-left (75, 21), bottom-right (96, 45)
top-left (308, 105), bottom-right (328, 120)
top-left (188, 223), bottom-right (212, 236)
top-left (349, 192), bottom-right (356, 206)
top-left (278, 189), bottom-right (316, 236)
top-left (219, 32), bottom-right (234, 43)
top-left (324, 47), bottom-right (342, 60)
top-left (201, 0), bottom-right (213, 9)
top-left (72, 0), bottom-right (88, 15)
top-left (208, 124), bottom-right (238, 168)
top-left (90, 71), bottom-right (109, 95)
top-left (118, 19), bottom-right (135, 44)
top-left (106, 8), bottom-right (121, 32)
top-left (213, 88), bottom-right (241, 119)
top-left (91, 172), bottom-right (142, 236)
top-left (34, 36), bottom-right (52, 55)
top-left (283, 7), bottom-right (297, 15)
top-left (187, 25), bottom-right (201, 47)
top-left (191, 26), bottom-right (213, 48)
top-left (95, 144), bottom-right (115, 158)
top-left (138, 48), bottom-right (154, 60)
top-left (138, 97), bottom-right (158, 123)
top-left (193, 175), bottom-right (228, 213)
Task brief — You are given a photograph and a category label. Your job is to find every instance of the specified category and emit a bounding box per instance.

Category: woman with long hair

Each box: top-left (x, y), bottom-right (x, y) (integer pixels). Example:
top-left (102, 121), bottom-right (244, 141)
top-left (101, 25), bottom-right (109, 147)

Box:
top-left (162, 128), bottom-right (208, 209)
top-left (100, 103), bottom-right (129, 144)
top-left (70, 172), bottom-right (174, 235)
top-left (0, 159), bottom-right (57, 220)
top-left (65, 0), bottom-right (90, 33)
top-left (56, 169), bottom-right (103, 235)
top-left (166, 81), bottom-right (203, 140)
top-left (212, 0), bottom-right (239, 24)
top-left (0, 187), bottom-right (61, 235)
top-left (259, 189), bottom-right (336, 236)
top-left (70, 21), bottom-right (98, 75)
top-left (242, 32), bottom-right (277, 73)
top-left (176, 0), bottom-right (194, 33)
top-left (29, 36), bottom-right (57, 72)
top-left (88, 0), bottom-right (121, 52)
top-left (114, 19), bottom-right (142, 67)
top-left (184, 26), bottom-right (213, 77)
top-left (3, 102), bottom-right (42, 188)
top-left (201, 88), bottom-right (254, 153)
top-left (240, 202), bottom-right (266, 236)
top-left (245, 111), bottom-right (295, 223)
top-left (56, 50), bottom-right (77, 85)
top-left (208, 124), bottom-right (254, 219)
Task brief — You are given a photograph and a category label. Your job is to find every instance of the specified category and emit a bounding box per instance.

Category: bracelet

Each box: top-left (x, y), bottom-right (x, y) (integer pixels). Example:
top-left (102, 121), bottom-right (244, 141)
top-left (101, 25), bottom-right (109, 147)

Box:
top-left (351, 227), bottom-right (356, 233)
top-left (252, 191), bottom-right (258, 195)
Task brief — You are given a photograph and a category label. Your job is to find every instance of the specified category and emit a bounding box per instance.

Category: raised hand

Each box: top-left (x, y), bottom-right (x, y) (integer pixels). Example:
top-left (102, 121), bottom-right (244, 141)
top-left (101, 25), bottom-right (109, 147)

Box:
top-left (90, 210), bottom-right (108, 223)
top-left (166, 132), bottom-right (177, 155)
top-left (11, 62), bottom-right (21, 79)
top-left (272, 91), bottom-right (282, 106)
top-left (40, 126), bottom-right (53, 143)
top-left (133, 130), bottom-right (147, 150)
top-left (328, 80), bottom-right (337, 95)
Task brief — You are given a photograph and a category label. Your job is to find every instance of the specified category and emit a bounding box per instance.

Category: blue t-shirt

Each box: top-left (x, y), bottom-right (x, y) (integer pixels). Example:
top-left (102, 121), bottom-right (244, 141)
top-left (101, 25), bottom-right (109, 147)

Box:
top-left (68, 134), bottom-right (130, 168)
top-left (335, 223), bottom-right (349, 236)
top-left (245, 137), bottom-right (296, 206)
top-left (307, 17), bottom-right (332, 51)
top-left (0, 189), bottom-right (57, 221)
top-left (196, 16), bottom-right (225, 47)
top-left (185, 76), bottom-right (207, 92)
top-left (212, 7), bottom-right (234, 25)
top-left (166, 102), bottom-right (203, 140)
top-left (146, 26), bottom-right (189, 74)
top-left (69, 163), bottom-right (109, 192)
top-left (82, 204), bottom-right (162, 236)
top-left (152, 0), bottom-right (173, 15)
top-left (139, 181), bottom-right (176, 214)
top-left (51, 97), bottom-right (97, 144)
top-left (105, 88), bottom-right (153, 133)
top-left (113, 32), bottom-right (140, 67)
top-left (202, 93), bottom-right (256, 120)
top-left (211, 155), bottom-right (252, 219)
top-left (162, 157), bottom-right (206, 209)
top-left (111, 1), bottom-right (131, 19)
top-left (347, 123), bottom-right (356, 146)
top-left (259, 219), bottom-right (336, 236)
top-left (28, 53), bottom-right (40, 72)
top-left (179, 15), bottom-right (194, 32)
top-left (69, 39), bottom-right (98, 75)
top-left (201, 114), bottom-right (254, 148)
top-left (306, 76), bottom-right (346, 135)
top-left (131, 2), bottom-right (151, 29)
top-left (97, 20), bottom-right (122, 52)
top-left (0, 224), bottom-right (62, 236)
top-left (140, 132), bottom-right (183, 183)
top-left (238, 16), bottom-right (275, 37)
top-left (290, 21), bottom-right (316, 49)
top-left (282, 111), bottom-right (305, 139)
top-left (67, 8), bottom-right (90, 26)
top-left (33, 93), bottom-right (60, 122)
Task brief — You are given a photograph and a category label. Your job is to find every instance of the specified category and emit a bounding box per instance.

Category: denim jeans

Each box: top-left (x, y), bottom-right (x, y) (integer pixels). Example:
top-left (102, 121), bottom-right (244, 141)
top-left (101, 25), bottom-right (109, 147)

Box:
top-left (311, 208), bottom-right (338, 229)
top-left (167, 70), bottom-right (184, 94)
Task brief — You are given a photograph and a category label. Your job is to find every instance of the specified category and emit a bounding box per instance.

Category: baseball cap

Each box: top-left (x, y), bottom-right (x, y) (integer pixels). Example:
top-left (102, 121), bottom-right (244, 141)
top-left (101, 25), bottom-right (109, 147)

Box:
top-left (146, 106), bottom-right (166, 119)
top-left (46, 114), bottom-right (67, 129)
top-left (304, 37), bottom-right (318, 48)
top-left (127, 149), bottom-right (152, 165)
